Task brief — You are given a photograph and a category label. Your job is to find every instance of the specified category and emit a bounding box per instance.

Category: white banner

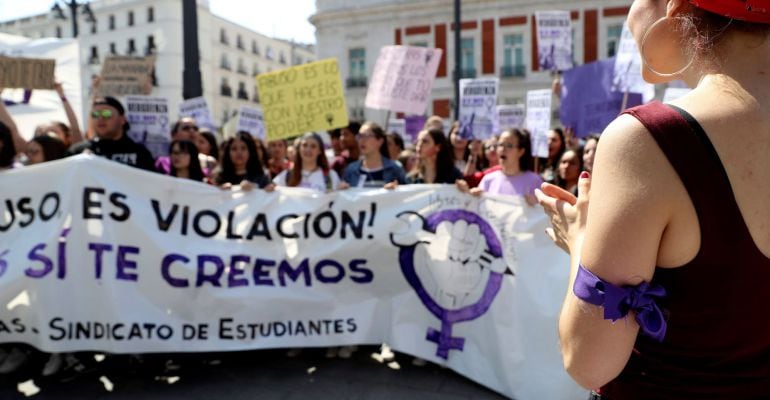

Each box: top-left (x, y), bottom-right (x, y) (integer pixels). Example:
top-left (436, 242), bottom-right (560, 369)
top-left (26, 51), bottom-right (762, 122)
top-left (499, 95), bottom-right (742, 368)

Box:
top-left (459, 78), bottom-right (499, 140)
top-left (0, 33), bottom-right (84, 140)
top-left (0, 156), bottom-right (585, 400)
top-left (612, 23), bottom-right (655, 103)
top-left (525, 89), bottom-right (553, 158)
top-left (365, 45), bottom-right (442, 115)
top-left (125, 96), bottom-right (171, 159)
top-left (179, 96), bottom-right (216, 130)
top-left (495, 104), bottom-right (526, 133)
top-left (535, 11), bottom-right (573, 71)
top-left (236, 105), bottom-right (265, 140)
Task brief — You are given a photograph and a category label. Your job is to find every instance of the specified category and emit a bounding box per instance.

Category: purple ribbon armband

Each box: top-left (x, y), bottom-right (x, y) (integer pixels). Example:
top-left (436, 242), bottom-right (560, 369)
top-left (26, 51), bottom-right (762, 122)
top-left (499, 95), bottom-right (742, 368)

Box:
top-left (573, 263), bottom-right (667, 342)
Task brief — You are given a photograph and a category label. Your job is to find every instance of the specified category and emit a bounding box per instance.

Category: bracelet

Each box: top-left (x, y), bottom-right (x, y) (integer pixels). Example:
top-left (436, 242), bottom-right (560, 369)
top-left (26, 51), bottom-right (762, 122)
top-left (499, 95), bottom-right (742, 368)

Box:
top-left (60, 96), bottom-right (67, 102)
top-left (573, 263), bottom-right (667, 342)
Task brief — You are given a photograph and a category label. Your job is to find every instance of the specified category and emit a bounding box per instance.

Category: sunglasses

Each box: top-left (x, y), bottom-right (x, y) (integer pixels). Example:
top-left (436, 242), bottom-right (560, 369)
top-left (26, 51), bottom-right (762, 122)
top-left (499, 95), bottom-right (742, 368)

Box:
top-left (91, 109), bottom-right (114, 119)
top-left (180, 125), bottom-right (199, 131)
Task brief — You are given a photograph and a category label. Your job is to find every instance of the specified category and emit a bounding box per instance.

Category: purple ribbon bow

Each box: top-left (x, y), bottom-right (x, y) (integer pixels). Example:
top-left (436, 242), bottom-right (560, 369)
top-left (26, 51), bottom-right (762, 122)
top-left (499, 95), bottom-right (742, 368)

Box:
top-left (573, 263), bottom-right (667, 342)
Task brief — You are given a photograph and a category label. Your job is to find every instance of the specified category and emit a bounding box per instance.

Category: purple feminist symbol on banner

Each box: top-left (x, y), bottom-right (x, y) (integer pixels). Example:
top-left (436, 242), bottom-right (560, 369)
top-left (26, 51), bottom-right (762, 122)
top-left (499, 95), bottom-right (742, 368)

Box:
top-left (390, 210), bottom-right (511, 359)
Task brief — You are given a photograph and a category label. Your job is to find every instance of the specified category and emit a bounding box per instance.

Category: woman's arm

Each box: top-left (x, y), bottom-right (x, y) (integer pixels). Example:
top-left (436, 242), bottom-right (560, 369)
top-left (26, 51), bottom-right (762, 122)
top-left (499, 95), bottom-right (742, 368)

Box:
top-left (538, 114), bottom-right (675, 389)
top-left (54, 82), bottom-right (84, 144)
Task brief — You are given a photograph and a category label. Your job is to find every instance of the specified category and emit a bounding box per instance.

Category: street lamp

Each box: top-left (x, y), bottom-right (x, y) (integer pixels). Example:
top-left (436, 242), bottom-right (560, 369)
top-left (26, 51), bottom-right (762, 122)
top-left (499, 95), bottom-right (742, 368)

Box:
top-left (51, 0), bottom-right (96, 38)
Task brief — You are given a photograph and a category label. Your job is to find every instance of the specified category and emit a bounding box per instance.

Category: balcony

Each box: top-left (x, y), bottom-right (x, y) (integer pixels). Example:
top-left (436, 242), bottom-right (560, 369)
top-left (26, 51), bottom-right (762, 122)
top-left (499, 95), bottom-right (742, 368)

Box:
top-left (346, 76), bottom-right (368, 88)
top-left (501, 65), bottom-right (526, 78)
top-left (453, 69), bottom-right (477, 79)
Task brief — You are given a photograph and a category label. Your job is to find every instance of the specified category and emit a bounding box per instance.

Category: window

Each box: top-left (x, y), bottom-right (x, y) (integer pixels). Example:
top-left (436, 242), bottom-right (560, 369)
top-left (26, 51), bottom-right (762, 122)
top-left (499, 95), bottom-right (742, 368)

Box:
top-left (607, 24), bottom-right (623, 57)
top-left (89, 46), bottom-right (99, 64)
top-left (220, 54), bottom-right (231, 70)
top-left (128, 11), bottom-right (134, 27)
top-left (110, 42), bottom-right (117, 55)
top-left (127, 39), bottom-right (136, 55)
top-left (502, 34), bottom-right (525, 77)
top-left (460, 38), bottom-right (475, 78)
top-left (237, 58), bottom-right (247, 74)
top-left (252, 86), bottom-right (260, 103)
top-left (91, 22), bottom-right (97, 34)
top-left (279, 52), bottom-right (286, 65)
top-left (347, 48), bottom-right (367, 88)
top-left (252, 63), bottom-right (260, 76)
top-left (55, 26), bottom-right (62, 38)
top-left (237, 82), bottom-right (248, 100)
top-left (220, 78), bottom-right (232, 97)
top-left (236, 35), bottom-right (244, 50)
top-left (265, 46), bottom-right (273, 60)
top-left (146, 35), bottom-right (156, 55)
top-left (147, 6), bottom-right (154, 23)
top-left (410, 42), bottom-right (428, 47)
top-left (109, 15), bottom-right (115, 30)
top-left (220, 29), bottom-right (229, 45)
top-left (251, 40), bottom-right (259, 55)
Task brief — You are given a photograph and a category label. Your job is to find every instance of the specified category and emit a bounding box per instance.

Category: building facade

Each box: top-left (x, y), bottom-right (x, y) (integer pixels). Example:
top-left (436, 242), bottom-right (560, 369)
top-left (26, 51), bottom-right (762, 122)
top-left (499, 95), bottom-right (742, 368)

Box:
top-left (0, 0), bottom-right (315, 128)
top-left (311, 0), bottom-right (631, 123)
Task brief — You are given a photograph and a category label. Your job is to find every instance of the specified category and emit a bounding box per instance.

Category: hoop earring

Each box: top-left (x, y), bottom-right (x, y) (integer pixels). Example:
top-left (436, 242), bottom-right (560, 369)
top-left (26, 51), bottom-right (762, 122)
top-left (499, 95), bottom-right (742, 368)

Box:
top-left (640, 17), bottom-right (694, 77)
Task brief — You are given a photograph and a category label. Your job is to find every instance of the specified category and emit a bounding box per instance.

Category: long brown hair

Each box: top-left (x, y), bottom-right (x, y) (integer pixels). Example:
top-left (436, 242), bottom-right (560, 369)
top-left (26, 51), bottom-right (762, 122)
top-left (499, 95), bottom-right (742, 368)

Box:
top-left (286, 133), bottom-right (329, 187)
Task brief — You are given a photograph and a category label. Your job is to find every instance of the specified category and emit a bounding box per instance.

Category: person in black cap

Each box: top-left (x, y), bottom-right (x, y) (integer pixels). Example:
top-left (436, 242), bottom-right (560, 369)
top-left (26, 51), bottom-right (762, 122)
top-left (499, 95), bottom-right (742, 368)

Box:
top-left (69, 96), bottom-right (155, 171)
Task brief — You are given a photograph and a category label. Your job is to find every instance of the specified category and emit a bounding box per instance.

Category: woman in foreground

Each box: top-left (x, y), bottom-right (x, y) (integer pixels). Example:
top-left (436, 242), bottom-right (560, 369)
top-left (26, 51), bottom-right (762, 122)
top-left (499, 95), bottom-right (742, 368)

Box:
top-left (536, 1), bottom-right (770, 398)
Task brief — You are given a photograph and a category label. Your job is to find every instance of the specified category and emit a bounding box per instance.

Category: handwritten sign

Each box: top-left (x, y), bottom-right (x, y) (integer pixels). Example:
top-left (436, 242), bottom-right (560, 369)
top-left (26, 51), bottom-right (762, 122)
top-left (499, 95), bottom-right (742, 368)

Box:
top-left (525, 89), bottom-right (553, 158)
top-left (125, 96), bottom-right (171, 159)
top-left (257, 58), bottom-right (348, 140)
top-left (458, 78), bottom-right (499, 140)
top-left (179, 96), bottom-right (216, 130)
top-left (535, 11), bottom-right (573, 71)
top-left (236, 105), bottom-right (265, 140)
top-left (0, 56), bottom-right (55, 89)
top-left (97, 56), bottom-right (155, 97)
top-left (365, 46), bottom-right (442, 115)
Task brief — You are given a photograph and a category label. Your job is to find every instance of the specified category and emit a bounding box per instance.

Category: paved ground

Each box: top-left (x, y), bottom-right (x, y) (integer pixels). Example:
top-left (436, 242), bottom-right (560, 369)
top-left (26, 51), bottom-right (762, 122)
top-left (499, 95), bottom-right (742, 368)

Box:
top-left (0, 346), bottom-right (507, 399)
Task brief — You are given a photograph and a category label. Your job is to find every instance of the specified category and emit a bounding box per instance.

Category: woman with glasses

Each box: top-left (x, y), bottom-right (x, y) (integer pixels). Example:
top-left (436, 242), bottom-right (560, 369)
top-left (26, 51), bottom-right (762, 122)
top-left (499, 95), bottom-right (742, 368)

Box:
top-left (461, 129), bottom-right (541, 205)
top-left (168, 140), bottom-right (205, 182)
top-left (24, 135), bottom-right (67, 166)
top-left (341, 122), bottom-right (406, 188)
top-left (156, 118), bottom-right (216, 175)
top-left (211, 131), bottom-right (274, 191)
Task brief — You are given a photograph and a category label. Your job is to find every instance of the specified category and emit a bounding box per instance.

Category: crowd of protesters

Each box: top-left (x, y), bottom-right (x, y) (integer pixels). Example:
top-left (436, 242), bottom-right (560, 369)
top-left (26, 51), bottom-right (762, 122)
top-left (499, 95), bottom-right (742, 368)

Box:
top-left (0, 80), bottom-right (600, 379)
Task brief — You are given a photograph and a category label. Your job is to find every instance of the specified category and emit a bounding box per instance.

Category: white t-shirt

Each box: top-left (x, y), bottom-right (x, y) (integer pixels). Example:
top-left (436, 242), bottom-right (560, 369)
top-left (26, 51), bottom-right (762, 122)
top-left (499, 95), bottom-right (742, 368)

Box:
top-left (273, 168), bottom-right (340, 192)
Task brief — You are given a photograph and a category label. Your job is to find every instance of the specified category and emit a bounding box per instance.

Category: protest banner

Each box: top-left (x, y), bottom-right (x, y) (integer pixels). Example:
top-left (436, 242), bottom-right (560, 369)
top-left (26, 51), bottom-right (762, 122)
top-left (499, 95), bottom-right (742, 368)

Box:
top-left (0, 56), bottom-right (55, 89)
top-left (458, 78), bottom-right (499, 140)
top-left (525, 89), bottom-right (552, 158)
top-left (0, 155), bottom-right (585, 400)
top-left (257, 58), bottom-right (348, 140)
top-left (236, 105), bottom-right (265, 140)
top-left (612, 23), bottom-right (655, 103)
top-left (404, 115), bottom-right (427, 144)
top-left (125, 96), bottom-right (171, 159)
top-left (97, 56), bottom-right (155, 97)
top-left (535, 11), bottom-right (573, 71)
top-left (0, 34), bottom-right (84, 140)
top-left (178, 96), bottom-right (216, 130)
top-left (560, 57), bottom-right (643, 138)
top-left (365, 45), bottom-right (443, 115)
top-left (495, 104), bottom-right (526, 133)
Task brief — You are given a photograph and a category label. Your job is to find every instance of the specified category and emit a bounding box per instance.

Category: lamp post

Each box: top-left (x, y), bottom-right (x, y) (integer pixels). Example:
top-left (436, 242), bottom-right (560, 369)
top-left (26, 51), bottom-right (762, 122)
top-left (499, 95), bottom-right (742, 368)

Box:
top-left (51, 0), bottom-right (96, 38)
top-left (453, 0), bottom-right (461, 120)
top-left (182, 0), bottom-right (203, 99)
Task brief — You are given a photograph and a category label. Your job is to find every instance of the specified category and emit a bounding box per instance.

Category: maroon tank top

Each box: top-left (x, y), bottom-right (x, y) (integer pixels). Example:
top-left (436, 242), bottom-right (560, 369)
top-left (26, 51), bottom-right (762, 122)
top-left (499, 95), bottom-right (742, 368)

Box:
top-left (601, 102), bottom-right (770, 399)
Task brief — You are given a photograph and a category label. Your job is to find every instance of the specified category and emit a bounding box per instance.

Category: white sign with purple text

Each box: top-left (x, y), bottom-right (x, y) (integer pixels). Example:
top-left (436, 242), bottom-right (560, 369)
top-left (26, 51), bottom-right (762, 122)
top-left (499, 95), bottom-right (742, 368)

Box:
top-left (535, 11), bottom-right (573, 71)
top-left (0, 156), bottom-right (586, 400)
top-left (526, 89), bottom-right (553, 158)
top-left (458, 78), bottom-right (499, 140)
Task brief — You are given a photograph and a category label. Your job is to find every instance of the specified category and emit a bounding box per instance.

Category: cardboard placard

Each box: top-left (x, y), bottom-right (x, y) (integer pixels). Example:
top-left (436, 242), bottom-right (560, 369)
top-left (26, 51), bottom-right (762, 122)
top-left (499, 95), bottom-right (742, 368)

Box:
top-left (0, 56), bottom-right (55, 89)
top-left (97, 56), bottom-right (155, 97)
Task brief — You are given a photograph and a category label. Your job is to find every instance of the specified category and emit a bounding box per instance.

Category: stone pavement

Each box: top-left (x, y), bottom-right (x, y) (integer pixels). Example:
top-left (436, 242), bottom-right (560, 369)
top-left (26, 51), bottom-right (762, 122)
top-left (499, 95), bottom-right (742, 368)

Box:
top-left (0, 346), bottom-right (507, 399)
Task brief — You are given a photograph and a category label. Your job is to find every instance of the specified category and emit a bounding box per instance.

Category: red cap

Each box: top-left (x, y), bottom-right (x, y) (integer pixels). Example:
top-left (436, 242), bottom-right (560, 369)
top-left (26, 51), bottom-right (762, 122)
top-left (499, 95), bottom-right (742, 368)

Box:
top-left (688, 0), bottom-right (770, 24)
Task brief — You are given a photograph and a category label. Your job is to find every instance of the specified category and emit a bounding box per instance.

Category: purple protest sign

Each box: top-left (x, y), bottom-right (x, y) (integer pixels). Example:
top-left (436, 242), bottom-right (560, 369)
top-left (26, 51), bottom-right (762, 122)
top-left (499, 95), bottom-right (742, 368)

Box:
top-left (405, 115), bottom-right (427, 143)
top-left (560, 57), bottom-right (643, 138)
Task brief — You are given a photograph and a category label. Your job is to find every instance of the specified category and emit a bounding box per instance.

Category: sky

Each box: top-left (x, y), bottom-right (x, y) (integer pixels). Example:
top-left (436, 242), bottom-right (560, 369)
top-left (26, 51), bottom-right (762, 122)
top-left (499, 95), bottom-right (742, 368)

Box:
top-left (0, 0), bottom-right (317, 44)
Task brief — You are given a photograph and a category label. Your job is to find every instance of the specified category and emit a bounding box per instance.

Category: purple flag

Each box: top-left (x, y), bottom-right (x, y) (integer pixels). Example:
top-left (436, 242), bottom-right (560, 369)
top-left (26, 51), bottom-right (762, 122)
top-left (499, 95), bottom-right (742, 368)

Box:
top-left (560, 57), bottom-right (643, 138)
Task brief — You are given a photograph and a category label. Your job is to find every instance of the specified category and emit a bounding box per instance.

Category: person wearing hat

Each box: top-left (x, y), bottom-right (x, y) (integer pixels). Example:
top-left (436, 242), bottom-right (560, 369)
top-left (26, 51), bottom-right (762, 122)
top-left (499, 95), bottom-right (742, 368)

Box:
top-left (69, 96), bottom-right (154, 171)
top-left (536, 0), bottom-right (770, 398)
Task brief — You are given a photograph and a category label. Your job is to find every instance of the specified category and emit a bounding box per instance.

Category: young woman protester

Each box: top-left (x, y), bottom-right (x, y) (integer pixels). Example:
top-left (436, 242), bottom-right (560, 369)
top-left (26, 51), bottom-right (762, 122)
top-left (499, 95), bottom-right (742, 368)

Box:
top-left (536, 1), bottom-right (770, 398)
top-left (167, 140), bottom-right (206, 182)
top-left (273, 133), bottom-right (342, 192)
top-left (211, 131), bottom-right (274, 191)
top-left (407, 129), bottom-right (463, 184)
top-left (341, 122), bottom-right (406, 188)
